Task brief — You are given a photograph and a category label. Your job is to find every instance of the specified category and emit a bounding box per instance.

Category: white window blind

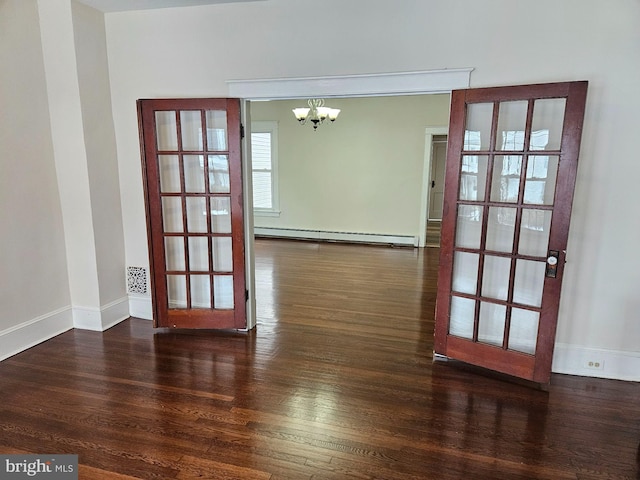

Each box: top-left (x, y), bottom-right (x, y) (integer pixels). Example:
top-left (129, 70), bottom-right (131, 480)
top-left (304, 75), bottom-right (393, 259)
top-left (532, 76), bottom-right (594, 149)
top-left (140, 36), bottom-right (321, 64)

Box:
top-left (250, 121), bottom-right (279, 214)
top-left (251, 132), bottom-right (272, 208)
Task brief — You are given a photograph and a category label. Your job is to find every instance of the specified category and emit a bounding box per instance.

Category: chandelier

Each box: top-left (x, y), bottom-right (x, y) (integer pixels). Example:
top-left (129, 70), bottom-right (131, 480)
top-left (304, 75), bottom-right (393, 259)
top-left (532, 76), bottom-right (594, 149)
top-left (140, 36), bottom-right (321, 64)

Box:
top-left (292, 99), bottom-right (340, 131)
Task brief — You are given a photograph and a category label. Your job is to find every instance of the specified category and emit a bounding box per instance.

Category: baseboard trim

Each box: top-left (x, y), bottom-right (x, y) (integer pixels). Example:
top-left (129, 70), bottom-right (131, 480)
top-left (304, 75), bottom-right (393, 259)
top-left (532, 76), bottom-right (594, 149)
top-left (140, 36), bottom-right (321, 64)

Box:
top-left (254, 227), bottom-right (417, 246)
top-left (552, 343), bottom-right (640, 381)
top-left (73, 296), bottom-right (130, 331)
top-left (129, 295), bottom-right (153, 321)
top-left (0, 307), bottom-right (73, 361)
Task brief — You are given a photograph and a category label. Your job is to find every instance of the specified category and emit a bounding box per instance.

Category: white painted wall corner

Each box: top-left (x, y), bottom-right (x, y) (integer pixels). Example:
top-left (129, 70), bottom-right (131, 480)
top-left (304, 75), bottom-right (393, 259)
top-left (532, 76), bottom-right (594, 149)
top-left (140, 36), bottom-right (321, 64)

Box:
top-left (73, 296), bottom-right (130, 331)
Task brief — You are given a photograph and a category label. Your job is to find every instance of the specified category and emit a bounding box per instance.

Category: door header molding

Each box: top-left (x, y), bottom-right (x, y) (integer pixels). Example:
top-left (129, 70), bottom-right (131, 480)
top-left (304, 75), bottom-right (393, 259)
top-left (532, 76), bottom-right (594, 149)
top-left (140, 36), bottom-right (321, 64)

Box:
top-left (226, 68), bottom-right (474, 100)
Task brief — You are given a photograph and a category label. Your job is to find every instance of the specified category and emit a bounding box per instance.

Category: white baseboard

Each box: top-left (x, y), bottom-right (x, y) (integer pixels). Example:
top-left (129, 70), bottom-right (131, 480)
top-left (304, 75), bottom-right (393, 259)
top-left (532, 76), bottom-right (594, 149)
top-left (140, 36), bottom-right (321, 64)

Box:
top-left (254, 227), bottom-right (417, 246)
top-left (0, 307), bottom-right (73, 361)
top-left (129, 294), bottom-right (153, 320)
top-left (73, 296), bottom-right (130, 331)
top-left (552, 343), bottom-right (640, 381)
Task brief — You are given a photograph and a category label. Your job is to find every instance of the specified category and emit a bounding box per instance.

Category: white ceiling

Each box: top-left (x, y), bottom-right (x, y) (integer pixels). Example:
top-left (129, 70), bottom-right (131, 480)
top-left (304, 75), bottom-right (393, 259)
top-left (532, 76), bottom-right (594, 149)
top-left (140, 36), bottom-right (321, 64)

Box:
top-left (76, 0), bottom-right (266, 13)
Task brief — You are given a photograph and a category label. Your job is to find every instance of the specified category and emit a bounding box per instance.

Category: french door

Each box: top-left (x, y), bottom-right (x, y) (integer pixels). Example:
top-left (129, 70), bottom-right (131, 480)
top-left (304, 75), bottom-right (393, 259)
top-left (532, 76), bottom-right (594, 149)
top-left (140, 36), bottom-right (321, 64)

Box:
top-left (138, 98), bottom-right (246, 329)
top-left (434, 82), bottom-right (587, 383)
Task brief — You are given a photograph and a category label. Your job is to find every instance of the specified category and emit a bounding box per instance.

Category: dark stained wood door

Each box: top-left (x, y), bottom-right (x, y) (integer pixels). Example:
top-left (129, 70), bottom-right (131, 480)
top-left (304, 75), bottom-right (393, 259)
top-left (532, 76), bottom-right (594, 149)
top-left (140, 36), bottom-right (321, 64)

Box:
top-left (138, 98), bottom-right (246, 329)
top-left (434, 82), bottom-right (588, 383)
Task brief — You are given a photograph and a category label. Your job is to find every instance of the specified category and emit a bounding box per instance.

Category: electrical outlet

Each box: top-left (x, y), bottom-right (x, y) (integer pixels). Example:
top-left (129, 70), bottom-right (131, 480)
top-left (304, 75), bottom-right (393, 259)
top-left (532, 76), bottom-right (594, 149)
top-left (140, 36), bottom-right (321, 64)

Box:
top-left (584, 360), bottom-right (604, 370)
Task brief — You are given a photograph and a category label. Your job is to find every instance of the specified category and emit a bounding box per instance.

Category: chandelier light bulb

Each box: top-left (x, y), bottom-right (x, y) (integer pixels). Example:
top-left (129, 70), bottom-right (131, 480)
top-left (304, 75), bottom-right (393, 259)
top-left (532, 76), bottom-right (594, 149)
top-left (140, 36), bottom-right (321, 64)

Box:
top-left (292, 108), bottom-right (310, 122)
top-left (327, 108), bottom-right (341, 122)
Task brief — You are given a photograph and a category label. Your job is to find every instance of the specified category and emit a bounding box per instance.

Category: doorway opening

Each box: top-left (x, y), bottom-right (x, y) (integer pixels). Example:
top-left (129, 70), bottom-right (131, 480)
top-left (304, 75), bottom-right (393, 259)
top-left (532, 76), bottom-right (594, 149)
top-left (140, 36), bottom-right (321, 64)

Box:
top-left (228, 70), bottom-right (469, 338)
top-left (421, 128), bottom-right (449, 248)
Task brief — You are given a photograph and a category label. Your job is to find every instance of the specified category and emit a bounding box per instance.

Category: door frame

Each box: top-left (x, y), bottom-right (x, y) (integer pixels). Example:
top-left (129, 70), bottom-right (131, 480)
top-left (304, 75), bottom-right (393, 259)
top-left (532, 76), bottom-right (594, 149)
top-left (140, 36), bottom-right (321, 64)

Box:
top-left (229, 70), bottom-right (474, 332)
top-left (227, 69), bottom-right (473, 100)
top-left (419, 126), bottom-right (449, 247)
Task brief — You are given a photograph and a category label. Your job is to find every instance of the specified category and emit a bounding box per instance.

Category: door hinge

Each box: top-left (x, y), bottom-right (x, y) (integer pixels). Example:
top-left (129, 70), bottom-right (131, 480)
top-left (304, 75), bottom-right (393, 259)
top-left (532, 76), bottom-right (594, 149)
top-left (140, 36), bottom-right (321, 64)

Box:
top-left (240, 124), bottom-right (245, 139)
top-left (245, 289), bottom-right (249, 301)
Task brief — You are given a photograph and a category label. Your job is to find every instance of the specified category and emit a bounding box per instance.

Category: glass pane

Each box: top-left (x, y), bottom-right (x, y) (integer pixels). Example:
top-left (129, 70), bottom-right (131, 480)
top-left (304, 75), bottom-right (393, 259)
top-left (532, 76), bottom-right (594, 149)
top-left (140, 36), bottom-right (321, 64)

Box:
top-left (252, 171), bottom-right (273, 209)
top-left (478, 302), bottom-right (506, 347)
top-left (497, 101), bottom-right (528, 151)
top-left (490, 155), bottom-right (522, 203)
top-left (459, 155), bottom-right (488, 201)
top-left (519, 209), bottom-right (552, 256)
top-left (452, 252), bottom-right (479, 295)
top-left (162, 197), bottom-right (183, 233)
top-left (158, 155), bottom-right (180, 193)
top-left (449, 296), bottom-right (475, 339)
top-left (531, 98), bottom-right (566, 150)
top-left (180, 110), bottom-right (203, 151)
top-left (524, 156), bottom-right (558, 205)
top-left (509, 308), bottom-right (539, 355)
top-left (186, 197), bottom-right (207, 233)
top-left (167, 275), bottom-right (187, 309)
top-left (184, 155), bottom-right (205, 193)
top-left (155, 111), bottom-right (178, 151)
top-left (482, 255), bottom-right (511, 301)
top-left (455, 206), bottom-right (483, 249)
top-left (210, 197), bottom-right (232, 233)
top-left (206, 110), bottom-right (228, 151)
top-left (164, 237), bottom-right (185, 271)
top-left (188, 237), bottom-right (209, 271)
top-left (208, 155), bottom-right (230, 193)
top-left (464, 103), bottom-right (493, 151)
top-left (213, 236), bottom-right (233, 272)
top-left (513, 259), bottom-right (545, 307)
top-left (486, 207), bottom-right (516, 253)
top-left (213, 275), bottom-right (234, 308)
top-left (191, 275), bottom-right (211, 309)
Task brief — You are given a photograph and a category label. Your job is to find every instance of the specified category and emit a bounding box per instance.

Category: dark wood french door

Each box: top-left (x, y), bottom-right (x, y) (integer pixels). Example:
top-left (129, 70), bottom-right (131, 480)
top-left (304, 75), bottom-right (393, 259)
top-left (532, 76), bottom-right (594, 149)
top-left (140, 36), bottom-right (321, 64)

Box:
top-left (138, 98), bottom-right (246, 329)
top-left (434, 82), bottom-right (587, 383)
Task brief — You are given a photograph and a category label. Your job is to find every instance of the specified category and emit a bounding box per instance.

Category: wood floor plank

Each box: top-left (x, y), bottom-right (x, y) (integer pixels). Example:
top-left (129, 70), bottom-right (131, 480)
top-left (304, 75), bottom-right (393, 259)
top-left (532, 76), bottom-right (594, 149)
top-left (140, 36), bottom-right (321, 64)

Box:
top-left (0, 239), bottom-right (637, 479)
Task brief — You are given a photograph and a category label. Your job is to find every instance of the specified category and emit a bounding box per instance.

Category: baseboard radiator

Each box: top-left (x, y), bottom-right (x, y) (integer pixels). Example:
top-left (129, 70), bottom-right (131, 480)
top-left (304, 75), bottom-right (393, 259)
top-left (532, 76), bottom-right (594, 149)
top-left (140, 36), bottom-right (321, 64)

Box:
top-left (254, 227), bottom-right (418, 247)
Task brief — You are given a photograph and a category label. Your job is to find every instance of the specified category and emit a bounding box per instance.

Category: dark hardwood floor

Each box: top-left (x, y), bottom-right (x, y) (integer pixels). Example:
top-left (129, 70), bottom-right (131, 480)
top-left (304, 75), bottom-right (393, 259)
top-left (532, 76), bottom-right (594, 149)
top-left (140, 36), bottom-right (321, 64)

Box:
top-left (0, 239), bottom-right (638, 479)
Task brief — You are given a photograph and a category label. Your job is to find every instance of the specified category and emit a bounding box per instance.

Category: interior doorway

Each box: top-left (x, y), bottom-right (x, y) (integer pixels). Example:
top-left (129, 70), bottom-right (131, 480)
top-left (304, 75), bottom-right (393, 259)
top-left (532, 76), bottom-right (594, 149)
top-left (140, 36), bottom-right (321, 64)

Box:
top-left (420, 126), bottom-right (449, 248)
top-left (231, 71), bottom-right (460, 351)
top-left (426, 133), bottom-right (447, 247)
top-left (428, 135), bottom-right (447, 220)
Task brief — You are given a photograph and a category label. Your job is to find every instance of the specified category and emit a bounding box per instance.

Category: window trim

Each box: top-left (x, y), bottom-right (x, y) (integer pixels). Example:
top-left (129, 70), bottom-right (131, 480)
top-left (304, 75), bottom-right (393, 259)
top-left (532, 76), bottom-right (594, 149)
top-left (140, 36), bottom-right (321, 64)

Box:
top-left (250, 121), bottom-right (280, 217)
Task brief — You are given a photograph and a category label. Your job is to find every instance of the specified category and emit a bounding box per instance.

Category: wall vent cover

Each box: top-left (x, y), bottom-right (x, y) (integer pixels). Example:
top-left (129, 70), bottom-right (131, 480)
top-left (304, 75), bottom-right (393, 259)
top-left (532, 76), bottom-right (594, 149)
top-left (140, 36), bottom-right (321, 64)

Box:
top-left (127, 266), bottom-right (147, 294)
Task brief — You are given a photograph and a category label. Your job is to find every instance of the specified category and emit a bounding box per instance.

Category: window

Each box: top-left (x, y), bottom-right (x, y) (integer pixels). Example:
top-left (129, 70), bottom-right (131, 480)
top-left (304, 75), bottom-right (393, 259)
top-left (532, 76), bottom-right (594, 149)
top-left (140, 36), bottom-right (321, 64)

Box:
top-left (251, 121), bottom-right (279, 216)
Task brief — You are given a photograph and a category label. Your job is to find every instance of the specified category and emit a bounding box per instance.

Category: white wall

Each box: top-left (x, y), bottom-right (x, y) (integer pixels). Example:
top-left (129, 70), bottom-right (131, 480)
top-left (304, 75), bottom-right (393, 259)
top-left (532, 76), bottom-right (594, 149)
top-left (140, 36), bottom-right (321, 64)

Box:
top-left (0, 0), bottom-right (128, 360)
top-left (104, 0), bottom-right (640, 379)
top-left (37, 0), bottom-right (129, 331)
top-left (72, 1), bottom-right (127, 308)
top-left (0, 0), bottom-right (73, 358)
top-left (250, 95), bottom-right (450, 239)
